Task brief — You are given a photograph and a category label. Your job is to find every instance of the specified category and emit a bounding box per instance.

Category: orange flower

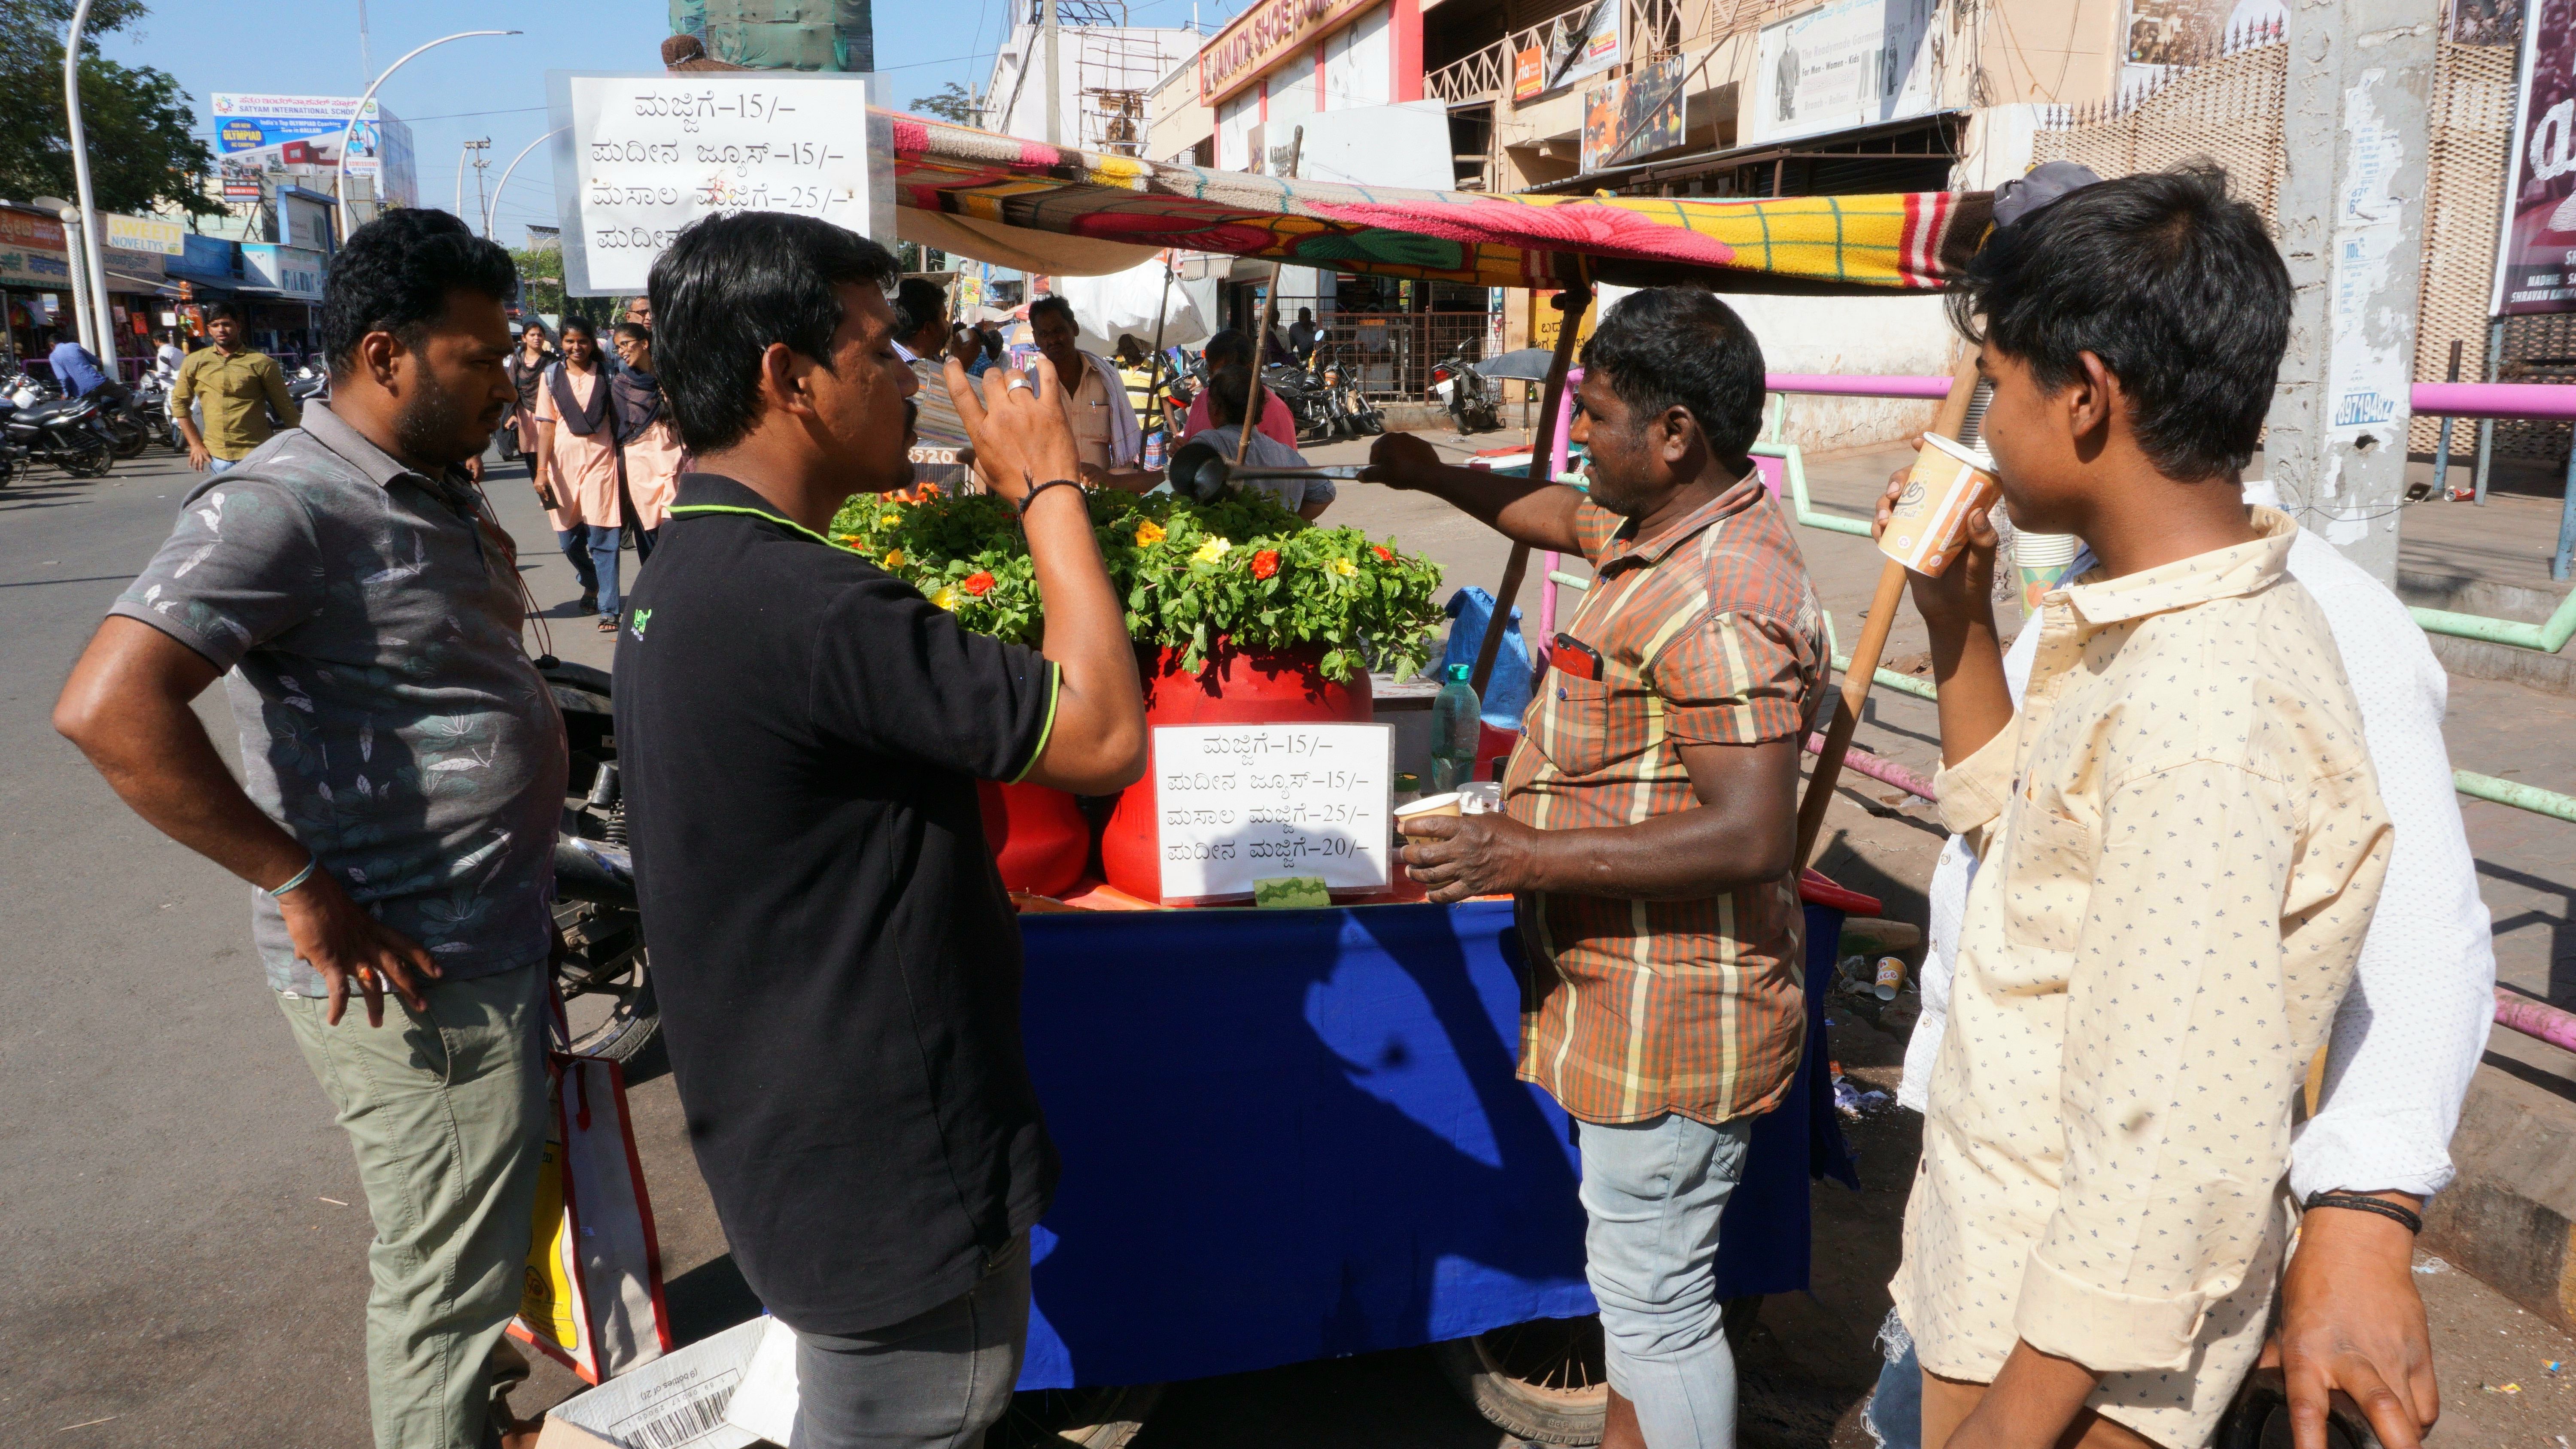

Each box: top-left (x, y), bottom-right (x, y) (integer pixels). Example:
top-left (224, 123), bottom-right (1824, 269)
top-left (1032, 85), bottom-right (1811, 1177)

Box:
top-left (1372, 545), bottom-right (1395, 563)
top-left (1250, 549), bottom-right (1280, 580)
top-left (963, 570), bottom-right (997, 597)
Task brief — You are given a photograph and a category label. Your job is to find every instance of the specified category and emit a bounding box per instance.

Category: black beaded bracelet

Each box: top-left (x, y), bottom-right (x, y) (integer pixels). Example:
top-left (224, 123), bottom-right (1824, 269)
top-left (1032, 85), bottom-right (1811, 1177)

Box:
top-left (1017, 478), bottom-right (1083, 518)
top-left (2302, 1191), bottom-right (2423, 1234)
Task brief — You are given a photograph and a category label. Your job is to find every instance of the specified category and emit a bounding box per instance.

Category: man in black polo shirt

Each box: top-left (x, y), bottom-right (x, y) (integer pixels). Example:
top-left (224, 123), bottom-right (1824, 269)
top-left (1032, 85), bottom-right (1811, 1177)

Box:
top-left (613, 213), bottom-right (1146, 1448)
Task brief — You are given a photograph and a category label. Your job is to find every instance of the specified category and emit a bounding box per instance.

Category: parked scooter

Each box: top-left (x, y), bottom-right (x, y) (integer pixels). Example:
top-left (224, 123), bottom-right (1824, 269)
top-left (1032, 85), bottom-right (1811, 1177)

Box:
top-left (1429, 347), bottom-right (1503, 434)
top-left (0, 371), bottom-right (116, 478)
top-left (1311, 344), bottom-right (1383, 439)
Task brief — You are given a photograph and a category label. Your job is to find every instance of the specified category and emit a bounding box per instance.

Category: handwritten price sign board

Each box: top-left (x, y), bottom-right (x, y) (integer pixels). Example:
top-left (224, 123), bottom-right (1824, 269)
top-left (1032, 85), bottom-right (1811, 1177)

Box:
top-left (546, 70), bottom-right (889, 297)
top-left (1154, 724), bottom-right (1393, 902)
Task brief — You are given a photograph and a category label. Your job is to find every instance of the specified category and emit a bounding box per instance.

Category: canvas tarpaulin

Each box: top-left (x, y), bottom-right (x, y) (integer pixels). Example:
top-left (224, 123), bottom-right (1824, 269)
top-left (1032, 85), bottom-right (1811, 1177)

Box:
top-left (886, 111), bottom-right (1993, 292)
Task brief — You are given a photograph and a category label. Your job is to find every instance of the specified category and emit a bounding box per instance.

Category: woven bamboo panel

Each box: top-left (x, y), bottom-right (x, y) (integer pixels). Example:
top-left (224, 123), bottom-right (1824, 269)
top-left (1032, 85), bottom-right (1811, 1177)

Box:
top-left (2032, 41), bottom-right (2565, 468)
top-left (2409, 43), bottom-right (2516, 456)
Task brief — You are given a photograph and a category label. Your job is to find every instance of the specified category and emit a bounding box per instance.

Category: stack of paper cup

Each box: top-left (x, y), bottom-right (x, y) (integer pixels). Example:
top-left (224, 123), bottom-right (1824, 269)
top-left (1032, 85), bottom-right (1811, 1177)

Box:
top-left (1877, 434), bottom-right (2001, 576)
top-left (2014, 530), bottom-right (2081, 615)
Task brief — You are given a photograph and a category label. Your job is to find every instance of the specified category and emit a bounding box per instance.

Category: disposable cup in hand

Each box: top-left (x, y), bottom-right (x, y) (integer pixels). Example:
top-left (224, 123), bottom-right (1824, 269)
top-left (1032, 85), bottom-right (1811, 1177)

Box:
top-left (1878, 433), bottom-right (2000, 577)
top-left (1394, 793), bottom-right (1464, 834)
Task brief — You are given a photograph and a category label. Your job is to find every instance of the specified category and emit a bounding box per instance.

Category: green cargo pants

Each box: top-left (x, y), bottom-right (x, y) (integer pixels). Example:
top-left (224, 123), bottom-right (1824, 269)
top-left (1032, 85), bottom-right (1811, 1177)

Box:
top-left (279, 962), bottom-right (548, 1449)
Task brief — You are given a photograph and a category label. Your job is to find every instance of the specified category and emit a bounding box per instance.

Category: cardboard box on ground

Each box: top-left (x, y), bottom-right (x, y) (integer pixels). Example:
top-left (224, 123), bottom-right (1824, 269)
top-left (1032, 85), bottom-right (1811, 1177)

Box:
top-left (535, 1316), bottom-right (801, 1449)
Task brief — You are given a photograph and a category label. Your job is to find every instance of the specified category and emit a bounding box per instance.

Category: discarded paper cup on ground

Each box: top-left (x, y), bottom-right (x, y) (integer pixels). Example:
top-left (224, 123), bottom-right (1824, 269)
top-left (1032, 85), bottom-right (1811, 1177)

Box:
top-left (1878, 433), bottom-right (2000, 576)
top-left (1874, 955), bottom-right (1907, 1001)
top-left (1394, 792), bottom-right (1464, 832)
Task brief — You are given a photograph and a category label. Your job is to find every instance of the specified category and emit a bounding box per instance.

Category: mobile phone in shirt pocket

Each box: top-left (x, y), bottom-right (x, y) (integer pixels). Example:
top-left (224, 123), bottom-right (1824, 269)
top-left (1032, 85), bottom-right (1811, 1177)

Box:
top-left (1534, 667), bottom-right (1619, 776)
top-left (1998, 801), bottom-right (2093, 957)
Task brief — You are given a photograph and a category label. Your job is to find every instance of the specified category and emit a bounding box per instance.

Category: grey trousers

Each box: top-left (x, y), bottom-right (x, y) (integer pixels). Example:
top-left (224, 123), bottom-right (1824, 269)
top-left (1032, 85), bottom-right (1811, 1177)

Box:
top-left (279, 962), bottom-right (548, 1449)
top-left (790, 1233), bottom-right (1033, 1449)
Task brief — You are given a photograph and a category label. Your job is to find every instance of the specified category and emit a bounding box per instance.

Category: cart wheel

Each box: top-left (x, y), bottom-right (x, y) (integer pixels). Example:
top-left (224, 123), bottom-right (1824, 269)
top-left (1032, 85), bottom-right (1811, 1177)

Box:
top-left (990, 1384), bottom-right (1163, 1449)
top-left (1436, 1301), bottom-right (1762, 1446)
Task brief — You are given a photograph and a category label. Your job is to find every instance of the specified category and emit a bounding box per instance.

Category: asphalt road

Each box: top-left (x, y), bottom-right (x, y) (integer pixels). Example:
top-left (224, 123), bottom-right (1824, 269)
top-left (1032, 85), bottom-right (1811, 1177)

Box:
top-left (6, 436), bottom-right (2569, 1447)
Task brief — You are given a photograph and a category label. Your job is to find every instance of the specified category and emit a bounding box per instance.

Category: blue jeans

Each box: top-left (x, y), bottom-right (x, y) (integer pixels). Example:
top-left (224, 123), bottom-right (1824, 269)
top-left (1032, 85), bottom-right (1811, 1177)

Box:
top-left (1865, 1312), bottom-right (1923, 1448)
top-left (559, 525), bottom-right (618, 618)
top-left (1578, 1113), bottom-right (1757, 1449)
top-left (206, 455), bottom-right (239, 474)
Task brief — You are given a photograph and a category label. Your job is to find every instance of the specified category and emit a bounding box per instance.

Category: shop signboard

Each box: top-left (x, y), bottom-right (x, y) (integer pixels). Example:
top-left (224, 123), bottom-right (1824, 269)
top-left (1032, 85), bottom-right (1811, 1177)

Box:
top-left (1197, 0), bottom-right (1378, 108)
top-left (547, 70), bottom-right (888, 297)
top-left (1745, 0), bottom-right (1938, 147)
top-left (104, 213), bottom-right (185, 257)
top-left (0, 208), bottom-right (71, 290)
top-left (209, 93), bottom-right (420, 208)
top-left (1579, 54), bottom-right (1686, 174)
top-left (1513, 0), bottom-right (1622, 103)
top-left (240, 243), bottom-right (326, 301)
top-left (2494, 1), bottom-right (2576, 315)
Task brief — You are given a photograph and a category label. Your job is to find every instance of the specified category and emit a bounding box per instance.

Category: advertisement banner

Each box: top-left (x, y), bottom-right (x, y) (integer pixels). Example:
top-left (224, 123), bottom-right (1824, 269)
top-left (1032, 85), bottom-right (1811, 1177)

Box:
top-left (209, 93), bottom-right (419, 208)
top-left (1580, 55), bottom-right (1687, 175)
top-left (2494, 2), bottom-right (2576, 315)
top-left (548, 70), bottom-right (890, 297)
top-left (1746, 0), bottom-right (1939, 147)
top-left (1514, 0), bottom-right (1622, 103)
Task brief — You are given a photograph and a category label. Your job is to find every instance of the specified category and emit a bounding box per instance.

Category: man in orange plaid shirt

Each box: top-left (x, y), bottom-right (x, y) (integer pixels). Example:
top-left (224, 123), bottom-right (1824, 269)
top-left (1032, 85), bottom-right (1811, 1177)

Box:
top-left (1366, 286), bottom-right (1825, 1449)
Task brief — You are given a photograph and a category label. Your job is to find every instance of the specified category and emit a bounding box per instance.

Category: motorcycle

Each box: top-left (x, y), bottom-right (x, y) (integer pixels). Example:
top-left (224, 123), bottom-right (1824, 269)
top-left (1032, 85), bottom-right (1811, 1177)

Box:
top-left (540, 656), bottom-right (659, 1062)
top-left (0, 371), bottom-right (116, 479)
top-left (1262, 361), bottom-right (1343, 445)
top-left (1310, 345), bottom-right (1383, 439)
top-left (1430, 347), bottom-right (1503, 434)
top-left (136, 370), bottom-right (189, 453)
top-left (285, 361), bottom-right (330, 411)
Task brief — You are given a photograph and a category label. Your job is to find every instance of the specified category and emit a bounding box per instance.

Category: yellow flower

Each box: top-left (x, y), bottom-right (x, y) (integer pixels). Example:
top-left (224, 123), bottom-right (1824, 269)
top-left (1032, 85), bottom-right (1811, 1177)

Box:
top-left (1330, 555), bottom-right (1358, 577)
top-left (878, 511), bottom-right (902, 527)
top-left (882, 549), bottom-right (906, 569)
top-left (837, 534), bottom-right (862, 545)
top-left (1134, 519), bottom-right (1167, 546)
top-left (1193, 537), bottom-right (1233, 564)
top-left (930, 585), bottom-right (960, 611)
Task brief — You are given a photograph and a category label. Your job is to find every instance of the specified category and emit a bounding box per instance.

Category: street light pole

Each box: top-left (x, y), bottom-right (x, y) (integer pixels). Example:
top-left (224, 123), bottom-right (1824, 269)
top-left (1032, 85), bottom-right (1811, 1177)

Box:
top-left (63, 0), bottom-right (119, 370)
top-left (335, 29), bottom-right (521, 236)
top-left (486, 128), bottom-right (567, 250)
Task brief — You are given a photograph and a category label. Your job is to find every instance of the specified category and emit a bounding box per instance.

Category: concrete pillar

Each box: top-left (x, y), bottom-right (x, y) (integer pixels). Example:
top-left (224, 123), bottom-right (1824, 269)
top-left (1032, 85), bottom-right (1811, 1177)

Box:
top-left (2266, 0), bottom-right (2437, 585)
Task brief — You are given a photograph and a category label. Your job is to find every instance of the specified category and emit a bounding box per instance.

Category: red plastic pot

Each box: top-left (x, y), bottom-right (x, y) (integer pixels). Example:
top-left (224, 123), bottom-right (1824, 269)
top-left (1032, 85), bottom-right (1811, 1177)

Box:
top-left (1098, 639), bottom-right (1376, 903)
top-left (976, 779), bottom-right (1091, 899)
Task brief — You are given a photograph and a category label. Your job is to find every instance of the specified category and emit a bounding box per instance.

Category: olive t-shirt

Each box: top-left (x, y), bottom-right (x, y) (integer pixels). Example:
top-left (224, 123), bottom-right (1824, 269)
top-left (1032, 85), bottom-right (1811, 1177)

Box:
top-left (613, 473), bottom-right (1062, 1334)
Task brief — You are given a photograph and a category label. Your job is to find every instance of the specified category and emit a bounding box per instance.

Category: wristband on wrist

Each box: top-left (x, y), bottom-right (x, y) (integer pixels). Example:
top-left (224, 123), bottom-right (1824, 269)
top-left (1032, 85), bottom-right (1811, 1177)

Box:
top-left (266, 856), bottom-right (319, 898)
top-left (1018, 477), bottom-right (1083, 518)
top-left (2302, 1191), bottom-right (2422, 1234)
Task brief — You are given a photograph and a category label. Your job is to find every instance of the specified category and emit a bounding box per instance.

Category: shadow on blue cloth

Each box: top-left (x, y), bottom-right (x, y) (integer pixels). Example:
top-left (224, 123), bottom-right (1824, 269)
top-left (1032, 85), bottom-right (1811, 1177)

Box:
top-left (1011, 899), bottom-right (1856, 1390)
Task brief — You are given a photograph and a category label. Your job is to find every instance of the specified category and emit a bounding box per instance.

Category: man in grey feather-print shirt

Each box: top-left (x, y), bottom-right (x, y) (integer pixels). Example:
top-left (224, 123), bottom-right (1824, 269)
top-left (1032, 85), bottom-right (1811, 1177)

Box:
top-left (56, 210), bottom-right (558, 1449)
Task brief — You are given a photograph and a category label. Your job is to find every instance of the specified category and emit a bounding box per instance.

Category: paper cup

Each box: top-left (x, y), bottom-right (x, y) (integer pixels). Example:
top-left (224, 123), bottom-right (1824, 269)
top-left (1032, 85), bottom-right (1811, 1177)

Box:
top-left (1878, 433), bottom-right (2000, 577)
top-left (1394, 792), bottom-right (1464, 832)
top-left (2014, 529), bottom-right (2081, 614)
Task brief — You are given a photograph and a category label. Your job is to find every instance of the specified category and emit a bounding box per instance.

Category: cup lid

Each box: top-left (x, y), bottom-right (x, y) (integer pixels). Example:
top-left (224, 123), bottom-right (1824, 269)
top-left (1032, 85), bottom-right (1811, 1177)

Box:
top-left (1922, 431), bottom-right (1996, 471)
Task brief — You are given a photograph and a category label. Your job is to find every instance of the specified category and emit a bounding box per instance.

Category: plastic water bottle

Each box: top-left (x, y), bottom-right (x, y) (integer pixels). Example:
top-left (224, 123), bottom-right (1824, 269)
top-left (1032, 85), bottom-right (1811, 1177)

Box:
top-left (1430, 664), bottom-right (1482, 793)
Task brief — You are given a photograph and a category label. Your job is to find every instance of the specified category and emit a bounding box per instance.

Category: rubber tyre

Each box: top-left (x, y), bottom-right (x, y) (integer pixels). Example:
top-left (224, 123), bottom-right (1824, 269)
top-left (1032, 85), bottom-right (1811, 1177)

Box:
top-left (60, 444), bottom-right (113, 479)
top-left (111, 415), bottom-right (150, 459)
top-left (1437, 1301), bottom-right (1764, 1446)
top-left (990, 1385), bottom-right (1163, 1449)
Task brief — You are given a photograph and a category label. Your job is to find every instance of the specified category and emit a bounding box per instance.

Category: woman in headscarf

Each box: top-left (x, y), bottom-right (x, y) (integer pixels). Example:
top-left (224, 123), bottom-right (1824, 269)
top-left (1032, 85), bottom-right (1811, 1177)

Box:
top-left (535, 316), bottom-right (623, 631)
top-left (611, 320), bottom-right (684, 557)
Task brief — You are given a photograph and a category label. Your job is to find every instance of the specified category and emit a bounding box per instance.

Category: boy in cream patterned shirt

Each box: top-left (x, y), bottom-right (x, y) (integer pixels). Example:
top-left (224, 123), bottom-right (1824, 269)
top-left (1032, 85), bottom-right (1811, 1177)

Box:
top-left (1877, 165), bottom-right (2392, 1449)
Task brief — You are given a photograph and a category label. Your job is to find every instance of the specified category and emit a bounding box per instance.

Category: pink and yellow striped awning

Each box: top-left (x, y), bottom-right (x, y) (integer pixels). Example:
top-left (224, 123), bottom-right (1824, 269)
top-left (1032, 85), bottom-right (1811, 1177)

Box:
top-left (886, 112), bottom-right (1993, 292)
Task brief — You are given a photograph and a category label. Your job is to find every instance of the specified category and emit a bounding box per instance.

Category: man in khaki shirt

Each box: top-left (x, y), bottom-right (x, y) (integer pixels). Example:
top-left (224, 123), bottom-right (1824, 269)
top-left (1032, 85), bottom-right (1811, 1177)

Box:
top-left (172, 302), bottom-right (299, 472)
top-left (1880, 164), bottom-right (2391, 1449)
top-left (1028, 294), bottom-right (1157, 492)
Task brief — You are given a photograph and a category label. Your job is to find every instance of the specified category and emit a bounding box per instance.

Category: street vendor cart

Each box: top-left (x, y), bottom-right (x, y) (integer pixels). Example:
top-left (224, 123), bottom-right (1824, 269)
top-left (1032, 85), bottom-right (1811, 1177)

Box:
top-left (861, 109), bottom-right (1994, 1449)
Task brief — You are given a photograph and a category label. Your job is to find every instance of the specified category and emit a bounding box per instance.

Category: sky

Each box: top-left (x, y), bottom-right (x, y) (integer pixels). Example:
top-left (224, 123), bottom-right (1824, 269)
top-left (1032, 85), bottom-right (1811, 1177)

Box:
top-left (94, 0), bottom-right (1241, 247)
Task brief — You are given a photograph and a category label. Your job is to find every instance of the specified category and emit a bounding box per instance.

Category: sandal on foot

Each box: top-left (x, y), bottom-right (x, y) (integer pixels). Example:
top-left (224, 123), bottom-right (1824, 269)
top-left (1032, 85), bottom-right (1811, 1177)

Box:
top-left (598, 616), bottom-right (618, 633)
